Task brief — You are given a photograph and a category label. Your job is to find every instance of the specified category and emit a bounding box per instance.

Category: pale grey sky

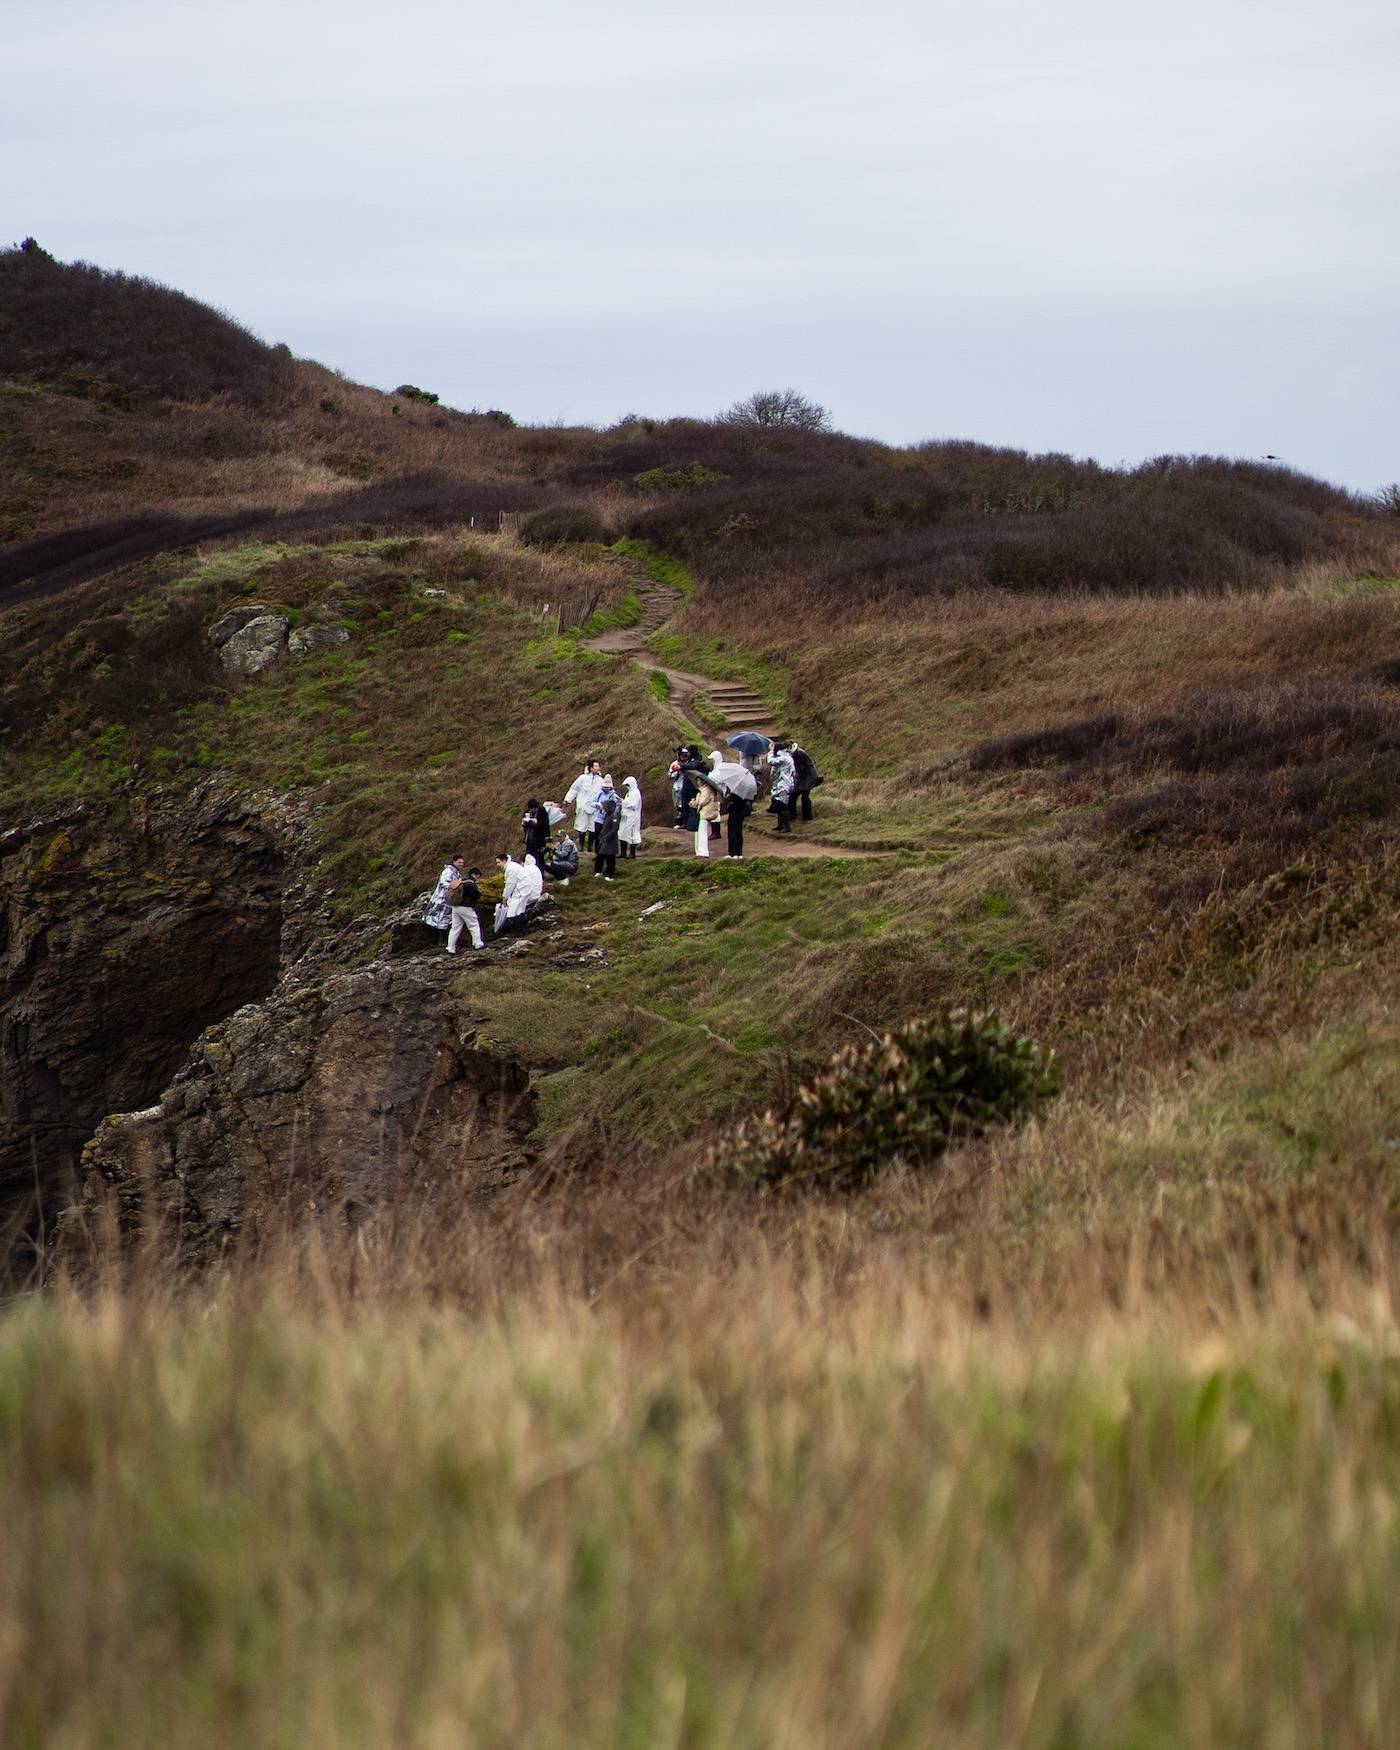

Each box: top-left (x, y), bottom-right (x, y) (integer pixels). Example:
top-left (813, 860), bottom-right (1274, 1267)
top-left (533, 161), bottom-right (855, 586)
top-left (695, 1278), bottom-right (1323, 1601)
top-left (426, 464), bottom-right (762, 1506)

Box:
top-left (7, 0), bottom-right (1398, 488)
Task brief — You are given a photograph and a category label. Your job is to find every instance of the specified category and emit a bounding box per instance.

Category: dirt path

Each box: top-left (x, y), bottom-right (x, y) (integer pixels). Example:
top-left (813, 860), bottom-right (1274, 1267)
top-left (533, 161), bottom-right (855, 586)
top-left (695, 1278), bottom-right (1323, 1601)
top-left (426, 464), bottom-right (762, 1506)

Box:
top-left (584, 571), bottom-right (887, 862)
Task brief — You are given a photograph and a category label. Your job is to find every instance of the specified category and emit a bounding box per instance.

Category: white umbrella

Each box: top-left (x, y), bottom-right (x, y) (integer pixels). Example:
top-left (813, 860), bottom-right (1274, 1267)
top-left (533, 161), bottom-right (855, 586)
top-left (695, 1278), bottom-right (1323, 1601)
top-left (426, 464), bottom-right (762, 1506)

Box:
top-left (709, 761), bottom-right (758, 800)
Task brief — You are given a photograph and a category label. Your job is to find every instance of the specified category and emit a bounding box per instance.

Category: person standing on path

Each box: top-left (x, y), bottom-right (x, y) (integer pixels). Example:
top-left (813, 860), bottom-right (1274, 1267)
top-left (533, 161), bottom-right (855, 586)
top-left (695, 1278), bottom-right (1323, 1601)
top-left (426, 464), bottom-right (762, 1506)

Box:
top-left (790, 742), bottom-right (820, 823)
top-left (693, 766), bottom-right (723, 858)
top-left (726, 794), bottom-right (750, 859)
top-left (565, 759), bottom-right (603, 851)
top-left (592, 775), bottom-right (621, 879)
top-left (620, 776), bottom-right (643, 859)
top-left (769, 741), bottom-right (797, 835)
top-left (446, 867), bottom-right (484, 952)
top-left (674, 744), bottom-right (701, 832)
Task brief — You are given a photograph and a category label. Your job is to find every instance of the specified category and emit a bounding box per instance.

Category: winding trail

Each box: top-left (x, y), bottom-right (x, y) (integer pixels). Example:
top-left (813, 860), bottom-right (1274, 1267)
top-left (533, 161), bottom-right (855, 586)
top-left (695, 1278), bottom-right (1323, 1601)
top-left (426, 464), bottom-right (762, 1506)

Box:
top-left (585, 565), bottom-right (887, 862)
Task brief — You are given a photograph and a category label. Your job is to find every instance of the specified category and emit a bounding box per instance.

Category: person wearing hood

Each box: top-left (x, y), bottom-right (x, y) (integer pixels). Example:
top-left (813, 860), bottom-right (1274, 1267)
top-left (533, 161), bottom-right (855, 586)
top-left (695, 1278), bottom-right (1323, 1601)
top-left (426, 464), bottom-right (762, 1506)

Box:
top-left (619, 776), bottom-right (644, 859)
top-left (494, 850), bottom-right (544, 934)
top-left (521, 798), bottom-right (550, 865)
top-left (674, 743), bottom-right (701, 832)
top-left (424, 854), bottom-right (466, 935)
top-left (789, 742), bottom-right (820, 822)
top-left (768, 740), bottom-right (797, 835)
top-left (592, 774), bottom-right (622, 879)
top-left (492, 851), bottom-right (528, 935)
top-left (564, 759), bottom-right (603, 851)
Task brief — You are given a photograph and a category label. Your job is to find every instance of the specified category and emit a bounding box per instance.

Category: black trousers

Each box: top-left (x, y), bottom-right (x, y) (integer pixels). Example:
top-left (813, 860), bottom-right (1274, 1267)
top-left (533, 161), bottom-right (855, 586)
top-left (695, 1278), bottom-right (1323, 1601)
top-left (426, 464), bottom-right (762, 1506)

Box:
top-left (727, 805), bottom-right (747, 857)
top-left (594, 852), bottom-right (616, 876)
top-left (794, 789), bottom-right (813, 821)
top-left (620, 841), bottom-right (638, 858)
top-left (774, 799), bottom-right (792, 833)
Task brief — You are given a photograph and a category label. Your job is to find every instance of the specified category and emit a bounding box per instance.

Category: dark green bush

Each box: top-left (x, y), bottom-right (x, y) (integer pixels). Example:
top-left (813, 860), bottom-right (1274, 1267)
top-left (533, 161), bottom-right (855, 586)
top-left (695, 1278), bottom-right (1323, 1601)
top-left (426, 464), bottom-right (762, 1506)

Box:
top-left (394, 384), bottom-right (439, 404)
top-left (714, 1011), bottom-right (1058, 1191)
top-left (634, 462), bottom-right (728, 492)
top-left (520, 503), bottom-right (608, 547)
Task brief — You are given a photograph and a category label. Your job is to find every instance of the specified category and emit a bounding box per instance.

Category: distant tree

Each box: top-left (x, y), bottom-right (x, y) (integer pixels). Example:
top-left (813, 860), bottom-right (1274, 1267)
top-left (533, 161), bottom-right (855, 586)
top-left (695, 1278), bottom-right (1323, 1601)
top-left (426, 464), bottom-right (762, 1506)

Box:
top-left (1376, 483), bottom-right (1400, 518)
top-left (394, 384), bottom-right (439, 405)
top-left (718, 388), bottom-right (832, 432)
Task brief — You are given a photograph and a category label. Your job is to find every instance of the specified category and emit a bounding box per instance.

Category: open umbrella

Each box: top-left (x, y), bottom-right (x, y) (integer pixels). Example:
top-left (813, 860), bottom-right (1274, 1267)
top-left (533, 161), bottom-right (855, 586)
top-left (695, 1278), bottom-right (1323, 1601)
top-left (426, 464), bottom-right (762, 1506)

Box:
top-left (708, 761), bottom-right (758, 800)
top-left (726, 731), bottom-right (772, 760)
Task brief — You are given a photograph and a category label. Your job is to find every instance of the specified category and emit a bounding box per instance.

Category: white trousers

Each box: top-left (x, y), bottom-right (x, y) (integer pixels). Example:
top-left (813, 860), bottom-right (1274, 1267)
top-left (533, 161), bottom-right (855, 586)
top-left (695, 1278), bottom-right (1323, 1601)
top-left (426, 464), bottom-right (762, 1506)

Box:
top-left (694, 826), bottom-right (710, 857)
top-left (448, 907), bottom-right (483, 951)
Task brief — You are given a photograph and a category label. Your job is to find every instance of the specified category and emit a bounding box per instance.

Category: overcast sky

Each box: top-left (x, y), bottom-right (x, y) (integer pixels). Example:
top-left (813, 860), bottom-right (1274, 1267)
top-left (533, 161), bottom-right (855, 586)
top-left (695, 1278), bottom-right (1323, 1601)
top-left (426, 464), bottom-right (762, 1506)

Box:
top-left (7, 0), bottom-right (1398, 488)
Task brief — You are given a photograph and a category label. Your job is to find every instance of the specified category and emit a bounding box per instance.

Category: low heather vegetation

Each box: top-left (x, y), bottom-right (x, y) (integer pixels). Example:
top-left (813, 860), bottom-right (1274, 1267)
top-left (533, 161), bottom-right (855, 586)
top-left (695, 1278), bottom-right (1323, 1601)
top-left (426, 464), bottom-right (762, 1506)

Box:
top-left (0, 239), bottom-right (295, 406)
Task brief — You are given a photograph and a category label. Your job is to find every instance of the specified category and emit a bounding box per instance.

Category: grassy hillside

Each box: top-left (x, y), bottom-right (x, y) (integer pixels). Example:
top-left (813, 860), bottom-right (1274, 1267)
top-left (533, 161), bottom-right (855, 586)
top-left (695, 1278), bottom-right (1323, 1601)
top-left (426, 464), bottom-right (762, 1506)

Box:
top-left (5, 249), bottom-right (1400, 1745)
top-left (0, 530), bottom-right (669, 899)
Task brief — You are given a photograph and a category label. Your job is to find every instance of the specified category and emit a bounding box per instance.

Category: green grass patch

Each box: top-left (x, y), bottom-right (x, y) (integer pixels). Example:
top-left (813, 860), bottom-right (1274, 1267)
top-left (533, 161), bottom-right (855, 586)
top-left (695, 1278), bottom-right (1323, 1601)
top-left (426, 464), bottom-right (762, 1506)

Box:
top-left (581, 589), bottom-right (643, 637)
top-left (610, 537), bottom-right (697, 599)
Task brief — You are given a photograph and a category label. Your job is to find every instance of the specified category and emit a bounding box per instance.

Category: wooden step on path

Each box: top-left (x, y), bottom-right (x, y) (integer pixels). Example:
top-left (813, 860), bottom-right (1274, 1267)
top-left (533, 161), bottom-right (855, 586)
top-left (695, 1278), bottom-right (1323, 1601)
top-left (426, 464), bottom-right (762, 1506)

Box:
top-left (702, 681), bottom-right (778, 738)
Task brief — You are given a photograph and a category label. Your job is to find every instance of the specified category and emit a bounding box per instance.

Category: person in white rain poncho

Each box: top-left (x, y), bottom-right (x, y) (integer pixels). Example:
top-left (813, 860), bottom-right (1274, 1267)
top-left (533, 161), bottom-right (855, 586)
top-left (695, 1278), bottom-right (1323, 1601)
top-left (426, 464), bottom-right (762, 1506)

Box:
top-left (564, 759), bottom-right (604, 851)
top-left (768, 741), bottom-right (797, 835)
top-left (424, 854), bottom-right (465, 932)
top-left (619, 776), bottom-right (644, 859)
top-left (493, 850), bottom-right (541, 936)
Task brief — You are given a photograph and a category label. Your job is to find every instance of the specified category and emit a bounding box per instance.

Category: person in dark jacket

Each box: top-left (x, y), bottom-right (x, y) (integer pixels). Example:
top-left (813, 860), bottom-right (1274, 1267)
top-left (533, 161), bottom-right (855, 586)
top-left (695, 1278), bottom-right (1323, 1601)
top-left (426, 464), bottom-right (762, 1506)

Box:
top-left (522, 798), bottom-right (550, 865)
top-left (789, 743), bottom-right (819, 822)
top-left (725, 793), bottom-right (750, 859)
top-left (674, 743), bottom-right (702, 832)
top-left (592, 776), bottom-right (622, 879)
top-left (446, 866), bottom-right (484, 952)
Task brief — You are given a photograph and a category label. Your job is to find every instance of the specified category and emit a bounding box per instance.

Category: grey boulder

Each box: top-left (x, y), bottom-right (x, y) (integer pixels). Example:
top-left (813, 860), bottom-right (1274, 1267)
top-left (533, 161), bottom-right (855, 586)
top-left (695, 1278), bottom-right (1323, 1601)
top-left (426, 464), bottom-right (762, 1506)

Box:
top-left (289, 624), bottom-right (351, 658)
top-left (207, 604), bottom-right (273, 649)
top-left (220, 615), bottom-right (290, 675)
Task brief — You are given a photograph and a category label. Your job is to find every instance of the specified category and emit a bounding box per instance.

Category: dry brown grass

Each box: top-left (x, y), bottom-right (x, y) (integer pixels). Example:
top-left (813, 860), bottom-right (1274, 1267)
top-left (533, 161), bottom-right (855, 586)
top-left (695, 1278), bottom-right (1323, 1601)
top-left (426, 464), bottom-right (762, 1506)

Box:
top-left (669, 575), bottom-right (1400, 779)
top-left (13, 1117), bottom-right (1400, 1747)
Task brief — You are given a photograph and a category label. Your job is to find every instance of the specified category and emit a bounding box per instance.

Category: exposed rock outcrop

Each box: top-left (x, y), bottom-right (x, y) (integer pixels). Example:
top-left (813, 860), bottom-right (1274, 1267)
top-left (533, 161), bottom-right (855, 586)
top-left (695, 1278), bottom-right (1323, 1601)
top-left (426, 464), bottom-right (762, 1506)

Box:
top-left (76, 954), bottom-right (536, 1256)
top-left (4, 774), bottom-right (554, 1258)
top-left (289, 624), bottom-right (350, 658)
top-left (0, 784), bottom-right (296, 1223)
top-left (219, 613), bottom-right (289, 674)
top-left (207, 603), bottom-right (273, 648)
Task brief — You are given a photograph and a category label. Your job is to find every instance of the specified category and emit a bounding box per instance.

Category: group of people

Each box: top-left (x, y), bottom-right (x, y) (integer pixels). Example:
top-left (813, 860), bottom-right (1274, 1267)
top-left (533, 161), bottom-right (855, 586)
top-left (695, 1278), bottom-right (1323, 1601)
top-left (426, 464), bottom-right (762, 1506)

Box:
top-left (424, 736), bottom-right (822, 950)
top-left (561, 761), bottom-right (644, 877)
top-left (669, 737), bottom-right (821, 858)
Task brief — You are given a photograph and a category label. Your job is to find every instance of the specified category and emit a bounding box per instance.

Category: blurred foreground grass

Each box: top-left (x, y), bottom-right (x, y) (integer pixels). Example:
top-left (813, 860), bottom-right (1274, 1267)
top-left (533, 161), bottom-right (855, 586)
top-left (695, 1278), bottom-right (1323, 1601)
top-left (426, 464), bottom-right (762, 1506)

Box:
top-left (3, 1258), bottom-right (1400, 1747)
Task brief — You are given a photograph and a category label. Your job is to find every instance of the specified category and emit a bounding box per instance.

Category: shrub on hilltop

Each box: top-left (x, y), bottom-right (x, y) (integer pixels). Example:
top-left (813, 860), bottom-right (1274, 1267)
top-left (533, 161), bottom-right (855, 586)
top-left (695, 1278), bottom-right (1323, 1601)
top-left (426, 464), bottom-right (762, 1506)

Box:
top-left (0, 240), bottom-right (295, 404)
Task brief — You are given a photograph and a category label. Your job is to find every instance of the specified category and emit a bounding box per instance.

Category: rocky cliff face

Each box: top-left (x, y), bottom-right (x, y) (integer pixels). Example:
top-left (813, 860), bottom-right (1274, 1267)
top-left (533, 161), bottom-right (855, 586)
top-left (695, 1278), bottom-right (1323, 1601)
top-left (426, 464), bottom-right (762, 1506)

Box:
top-left (3, 779), bottom-right (546, 1258)
top-left (77, 953), bottom-right (536, 1257)
top-left (0, 784), bottom-right (293, 1226)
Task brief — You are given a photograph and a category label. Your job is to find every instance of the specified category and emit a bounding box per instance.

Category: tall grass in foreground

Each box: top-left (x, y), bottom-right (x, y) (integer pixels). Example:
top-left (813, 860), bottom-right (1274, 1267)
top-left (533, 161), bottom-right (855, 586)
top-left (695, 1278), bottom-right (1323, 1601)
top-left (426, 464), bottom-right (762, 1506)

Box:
top-left (5, 1222), bottom-right (1400, 1747)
